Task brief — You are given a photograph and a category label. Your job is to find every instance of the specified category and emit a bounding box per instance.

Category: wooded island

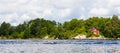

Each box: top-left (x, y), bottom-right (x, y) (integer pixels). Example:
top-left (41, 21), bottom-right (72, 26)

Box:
top-left (0, 15), bottom-right (120, 39)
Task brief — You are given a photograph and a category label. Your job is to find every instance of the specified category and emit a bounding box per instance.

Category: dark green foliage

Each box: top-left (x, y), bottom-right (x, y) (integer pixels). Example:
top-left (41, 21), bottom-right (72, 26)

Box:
top-left (10, 32), bottom-right (19, 39)
top-left (23, 28), bottom-right (31, 38)
top-left (0, 15), bottom-right (120, 39)
top-left (28, 18), bottom-right (56, 38)
top-left (0, 22), bottom-right (11, 37)
top-left (15, 22), bottom-right (28, 33)
top-left (104, 15), bottom-right (120, 38)
top-left (63, 19), bottom-right (86, 37)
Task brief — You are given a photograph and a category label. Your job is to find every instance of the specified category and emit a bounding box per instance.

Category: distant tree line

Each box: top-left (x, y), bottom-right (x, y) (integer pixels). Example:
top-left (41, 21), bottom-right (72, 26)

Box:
top-left (0, 15), bottom-right (120, 39)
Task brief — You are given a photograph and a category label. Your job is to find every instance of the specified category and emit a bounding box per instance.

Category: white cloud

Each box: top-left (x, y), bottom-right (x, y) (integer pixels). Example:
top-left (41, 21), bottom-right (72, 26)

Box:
top-left (108, 0), bottom-right (120, 6)
top-left (116, 7), bottom-right (120, 13)
top-left (0, 13), bottom-right (31, 26)
top-left (20, 14), bottom-right (31, 21)
top-left (3, 13), bottom-right (18, 22)
top-left (89, 8), bottom-right (109, 16)
top-left (0, 0), bottom-right (120, 25)
top-left (79, 15), bottom-right (85, 19)
top-left (42, 9), bottom-right (53, 17)
top-left (17, 0), bottom-right (29, 4)
top-left (58, 8), bottom-right (71, 18)
top-left (0, 13), bottom-right (19, 26)
top-left (52, 0), bottom-right (77, 8)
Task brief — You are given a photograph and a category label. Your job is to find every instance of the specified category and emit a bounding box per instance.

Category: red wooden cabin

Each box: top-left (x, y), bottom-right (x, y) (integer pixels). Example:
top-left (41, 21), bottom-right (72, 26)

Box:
top-left (91, 28), bottom-right (99, 35)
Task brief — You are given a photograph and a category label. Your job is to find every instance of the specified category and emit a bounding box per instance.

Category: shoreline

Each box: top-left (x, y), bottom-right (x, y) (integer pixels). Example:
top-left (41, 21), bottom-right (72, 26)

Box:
top-left (0, 38), bottom-right (119, 40)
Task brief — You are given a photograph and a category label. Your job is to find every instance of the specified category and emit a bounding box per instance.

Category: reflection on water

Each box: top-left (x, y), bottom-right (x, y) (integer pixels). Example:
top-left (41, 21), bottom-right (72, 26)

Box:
top-left (0, 40), bottom-right (120, 53)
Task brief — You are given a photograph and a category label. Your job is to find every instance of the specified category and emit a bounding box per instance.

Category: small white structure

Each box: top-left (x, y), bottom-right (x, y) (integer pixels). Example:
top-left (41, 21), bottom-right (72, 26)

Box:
top-left (73, 35), bottom-right (86, 39)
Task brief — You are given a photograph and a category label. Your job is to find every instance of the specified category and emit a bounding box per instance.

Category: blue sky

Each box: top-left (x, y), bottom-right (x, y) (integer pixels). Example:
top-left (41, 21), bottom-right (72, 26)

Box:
top-left (0, 0), bottom-right (120, 26)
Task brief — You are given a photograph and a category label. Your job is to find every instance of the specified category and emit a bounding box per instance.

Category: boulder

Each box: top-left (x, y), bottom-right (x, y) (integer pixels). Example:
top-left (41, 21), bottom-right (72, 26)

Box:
top-left (44, 36), bottom-right (49, 39)
top-left (73, 35), bottom-right (86, 39)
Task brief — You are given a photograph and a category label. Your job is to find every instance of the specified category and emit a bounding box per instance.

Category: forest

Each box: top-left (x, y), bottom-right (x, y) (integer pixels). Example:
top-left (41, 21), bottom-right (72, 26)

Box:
top-left (0, 15), bottom-right (120, 39)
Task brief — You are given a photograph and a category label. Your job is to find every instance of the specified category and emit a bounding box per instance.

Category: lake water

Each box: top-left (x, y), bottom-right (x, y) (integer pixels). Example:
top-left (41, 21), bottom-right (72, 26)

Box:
top-left (0, 40), bottom-right (120, 53)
